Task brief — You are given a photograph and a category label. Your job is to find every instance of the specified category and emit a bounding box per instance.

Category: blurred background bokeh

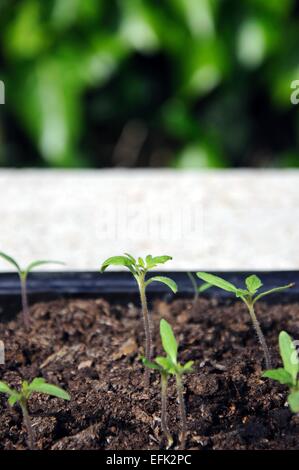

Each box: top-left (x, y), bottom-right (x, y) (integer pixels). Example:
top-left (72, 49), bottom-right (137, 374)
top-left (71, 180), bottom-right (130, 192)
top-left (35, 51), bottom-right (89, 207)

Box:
top-left (0, 0), bottom-right (299, 169)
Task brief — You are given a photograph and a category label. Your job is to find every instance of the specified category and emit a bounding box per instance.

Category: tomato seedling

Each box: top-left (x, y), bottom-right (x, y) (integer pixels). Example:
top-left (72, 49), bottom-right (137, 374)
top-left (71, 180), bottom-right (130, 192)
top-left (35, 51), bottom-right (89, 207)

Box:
top-left (101, 254), bottom-right (177, 382)
top-left (263, 331), bottom-right (299, 413)
top-left (0, 377), bottom-right (70, 450)
top-left (196, 272), bottom-right (294, 369)
top-left (143, 319), bottom-right (193, 449)
top-left (0, 252), bottom-right (65, 328)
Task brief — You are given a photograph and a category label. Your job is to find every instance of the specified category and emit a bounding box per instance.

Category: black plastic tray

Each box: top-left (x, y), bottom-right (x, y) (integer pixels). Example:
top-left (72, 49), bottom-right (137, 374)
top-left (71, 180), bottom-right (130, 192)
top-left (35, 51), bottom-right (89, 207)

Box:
top-left (0, 270), bottom-right (299, 322)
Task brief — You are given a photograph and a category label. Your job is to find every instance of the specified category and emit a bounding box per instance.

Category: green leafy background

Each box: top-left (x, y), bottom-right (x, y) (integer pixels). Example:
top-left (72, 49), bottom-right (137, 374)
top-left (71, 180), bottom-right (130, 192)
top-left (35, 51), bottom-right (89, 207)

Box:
top-left (0, 0), bottom-right (299, 168)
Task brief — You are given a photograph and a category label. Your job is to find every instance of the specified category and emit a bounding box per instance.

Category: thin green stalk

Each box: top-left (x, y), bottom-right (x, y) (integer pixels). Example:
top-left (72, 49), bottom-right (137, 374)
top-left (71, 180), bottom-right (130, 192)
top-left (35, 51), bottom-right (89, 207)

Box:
top-left (247, 302), bottom-right (272, 369)
top-left (20, 401), bottom-right (35, 450)
top-left (139, 277), bottom-right (153, 384)
top-left (175, 374), bottom-right (187, 450)
top-left (139, 280), bottom-right (153, 362)
top-left (20, 274), bottom-right (30, 329)
top-left (161, 373), bottom-right (173, 448)
top-left (187, 272), bottom-right (198, 305)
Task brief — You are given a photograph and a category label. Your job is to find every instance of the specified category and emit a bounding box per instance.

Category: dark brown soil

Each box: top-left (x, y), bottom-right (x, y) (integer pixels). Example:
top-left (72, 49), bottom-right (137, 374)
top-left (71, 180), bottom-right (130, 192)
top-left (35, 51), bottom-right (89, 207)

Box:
top-left (1, 296), bottom-right (299, 450)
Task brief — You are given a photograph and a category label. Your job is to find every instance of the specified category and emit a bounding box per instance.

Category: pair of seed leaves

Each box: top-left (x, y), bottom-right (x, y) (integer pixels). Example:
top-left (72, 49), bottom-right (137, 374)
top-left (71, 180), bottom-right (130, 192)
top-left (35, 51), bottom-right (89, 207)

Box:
top-left (101, 254), bottom-right (178, 293)
top-left (0, 252), bottom-right (65, 279)
top-left (263, 331), bottom-right (299, 413)
top-left (0, 378), bottom-right (70, 406)
top-left (143, 319), bottom-right (193, 376)
top-left (197, 272), bottom-right (294, 303)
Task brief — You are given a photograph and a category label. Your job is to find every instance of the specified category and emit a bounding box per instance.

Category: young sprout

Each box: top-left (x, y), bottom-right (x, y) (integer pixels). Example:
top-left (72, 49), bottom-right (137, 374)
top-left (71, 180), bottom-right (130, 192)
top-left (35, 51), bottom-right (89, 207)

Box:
top-left (143, 319), bottom-right (193, 449)
top-left (0, 377), bottom-right (70, 450)
top-left (263, 331), bottom-right (299, 413)
top-left (101, 254), bottom-right (177, 382)
top-left (187, 272), bottom-right (210, 305)
top-left (196, 272), bottom-right (294, 369)
top-left (0, 252), bottom-right (65, 328)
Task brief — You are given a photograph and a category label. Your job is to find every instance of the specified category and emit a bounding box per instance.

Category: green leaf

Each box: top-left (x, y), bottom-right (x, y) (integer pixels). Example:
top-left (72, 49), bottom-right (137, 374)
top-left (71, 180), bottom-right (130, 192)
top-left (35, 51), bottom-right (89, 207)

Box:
top-left (288, 391), bottom-right (299, 413)
top-left (145, 255), bottom-right (154, 267)
top-left (160, 319), bottom-right (178, 365)
top-left (262, 368), bottom-right (293, 385)
top-left (196, 272), bottom-right (238, 294)
top-left (28, 377), bottom-right (46, 387)
top-left (198, 282), bottom-right (211, 293)
top-left (146, 276), bottom-right (178, 293)
top-left (138, 257), bottom-right (145, 268)
top-left (279, 331), bottom-right (299, 385)
top-left (142, 357), bottom-right (161, 371)
top-left (100, 255), bottom-right (133, 272)
top-left (254, 283), bottom-right (295, 304)
top-left (0, 252), bottom-right (21, 274)
top-left (8, 393), bottom-right (21, 406)
top-left (155, 356), bottom-right (174, 373)
top-left (235, 288), bottom-right (250, 298)
top-left (0, 381), bottom-right (14, 395)
top-left (245, 275), bottom-right (263, 294)
top-left (28, 379), bottom-right (70, 400)
top-left (182, 360), bottom-right (194, 373)
top-left (124, 253), bottom-right (136, 264)
top-left (26, 260), bottom-right (65, 274)
top-left (151, 256), bottom-right (172, 265)
top-left (146, 255), bottom-right (172, 269)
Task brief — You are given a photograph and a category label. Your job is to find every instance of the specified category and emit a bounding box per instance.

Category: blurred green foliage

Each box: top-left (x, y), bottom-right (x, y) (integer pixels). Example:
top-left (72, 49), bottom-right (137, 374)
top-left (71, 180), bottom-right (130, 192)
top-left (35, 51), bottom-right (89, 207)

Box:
top-left (0, 0), bottom-right (299, 168)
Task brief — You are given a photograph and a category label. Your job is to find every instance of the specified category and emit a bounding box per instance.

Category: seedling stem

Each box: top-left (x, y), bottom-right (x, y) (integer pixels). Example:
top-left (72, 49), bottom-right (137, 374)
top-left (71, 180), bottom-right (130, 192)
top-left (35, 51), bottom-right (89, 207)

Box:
top-left (187, 272), bottom-right (210, 306)
top-left (161, 372), bottom-right (173, 448)
top-left (20, 400), bottom-right (35, 450)
top-left (20, 273), bottom-right (30, 328)
top-left (246, 300), bottom-right (272, 369)
top-left (175, 374), bottom-right (187, 449)
top-left (138, 274), bottom-right (153, 366)
top-left (187, 272), bottom-right (199, 304)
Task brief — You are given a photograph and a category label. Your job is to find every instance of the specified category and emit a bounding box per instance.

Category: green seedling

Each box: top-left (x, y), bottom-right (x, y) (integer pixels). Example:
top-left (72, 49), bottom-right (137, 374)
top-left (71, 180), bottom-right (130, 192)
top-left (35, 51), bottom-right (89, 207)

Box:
top-left (143, 319), bottom-right (193, 449)
top-left (101, 254), bottom-right (177, 382)
top-left (0, 252), bottom-right (65, 328)
top-left (196, 272), bottom-right (294, 369)
top-left (263, 331), bottom-right (299, 413)
top-left (0, 377), bottom-right (70, 450)
top-left (187, 272), bottom-right (210, 305)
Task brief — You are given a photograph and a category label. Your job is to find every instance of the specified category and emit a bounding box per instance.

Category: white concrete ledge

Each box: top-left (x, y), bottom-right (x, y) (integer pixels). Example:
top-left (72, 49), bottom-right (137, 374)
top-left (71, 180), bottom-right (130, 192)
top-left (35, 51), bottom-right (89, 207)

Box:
top-left (0, 169), bottom-right (298, 271)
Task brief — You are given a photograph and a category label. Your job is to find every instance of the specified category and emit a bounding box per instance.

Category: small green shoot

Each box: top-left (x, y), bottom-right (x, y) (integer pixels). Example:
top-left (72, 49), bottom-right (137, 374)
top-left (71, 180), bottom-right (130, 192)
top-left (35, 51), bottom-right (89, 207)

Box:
top-left (196, 272), bottom-right (294, 369)
top-left (263, 331), bottom-right (299, 413)
top-left (101, 254), bottom-right (177, 383)
top-left (0, 252), bottom-right (65, 328)
top-left (143, 319), bottom-right (193, 449)
top-left (0, 378), bottom-right (70, 449)
top-left (187, 272), bottom-right (210, 305)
